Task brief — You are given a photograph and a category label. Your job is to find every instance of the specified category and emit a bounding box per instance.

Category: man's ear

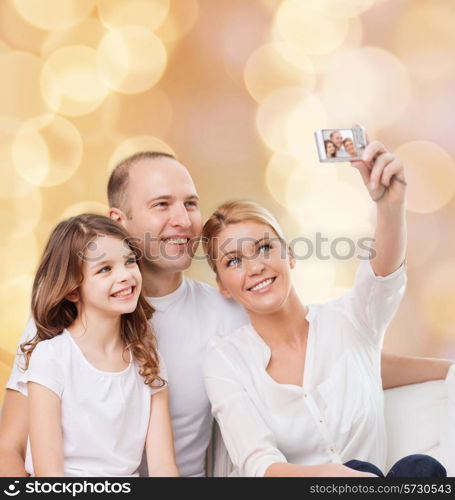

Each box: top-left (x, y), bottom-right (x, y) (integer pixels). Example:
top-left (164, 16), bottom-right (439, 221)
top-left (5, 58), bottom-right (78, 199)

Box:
top-left (66, 290), bottom-right (79, 303)
top-left (108, 207), bottom-right (127, 226)
top-left (216, 274), bottom-right (232, 299)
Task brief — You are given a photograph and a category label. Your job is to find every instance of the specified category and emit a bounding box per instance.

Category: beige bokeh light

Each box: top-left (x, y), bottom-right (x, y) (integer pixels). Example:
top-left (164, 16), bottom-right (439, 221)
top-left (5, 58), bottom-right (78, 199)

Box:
top-left (0, 51), bottom-right (49, 120)
top-left (97, 0), bottom-right (170, 31)
top-left (274, 0), bottom-right (349, 55)
top-left (420, 260), bottom-right (455, 339)
top-left (12, 115), bottom-right (83, 187)
top-left (256, 86), bottom-right (309, 152)
top-left (292, 259), bottom-right (337, 304)
top-left (310, 16), bottom-right (364, 74)
top-left (0, 0), bottom-right (48, 54)
top-left (108, 135), bottom-right (175, 173)
top-left (61, 201), bottom-right (110, 219)
top-left (306, 0), bottom-right (377, 19)
top-left (266, 153), bottom-right (301, 207)
top-left (286, 168), bottom-right (374, 237)
top-left (0, 187), bottom-right (42, 238)
top-left (244, 43), bottom-right (316, 102)
top-left (96, 26), bottom-right (167, 94)
top-left (41, 45), bottom-right (110, 116)
top-left (286, 94), bottom-right (329, 159)
top-left (0, 275), bottom-right (34, 354)
top-left (13, 0), bottom-right (96, 30)
top-left (395, 0), bottom-right (455, 83)
top-left (321, 47), bottom-right (411, 132)
top-left (155, 0), bottom-right (199, 45)
top-left (41, 18), bottom-right (107, 57)
top-left (0, 234), bottom-right (39, 281)
top-left (101, 87), bottom-right (173, 141)
top-left (394, 141), bottom-right (455, 214)
top-left (0, 117), bottom-right (36, 200)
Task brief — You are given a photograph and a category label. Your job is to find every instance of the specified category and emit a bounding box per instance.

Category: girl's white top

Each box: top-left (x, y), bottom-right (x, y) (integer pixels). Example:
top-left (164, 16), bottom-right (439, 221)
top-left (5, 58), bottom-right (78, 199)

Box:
top-left (203, 259), bottom-right (407, 477)
top-left (18, 329), bottom-right (167, 477)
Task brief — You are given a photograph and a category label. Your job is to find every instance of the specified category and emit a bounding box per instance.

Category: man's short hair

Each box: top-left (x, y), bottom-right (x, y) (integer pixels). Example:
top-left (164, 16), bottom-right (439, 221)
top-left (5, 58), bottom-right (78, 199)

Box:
top-left (107, 151), bottom-right (176, 216)
top-left (329, 130), bottom-right (340, 140)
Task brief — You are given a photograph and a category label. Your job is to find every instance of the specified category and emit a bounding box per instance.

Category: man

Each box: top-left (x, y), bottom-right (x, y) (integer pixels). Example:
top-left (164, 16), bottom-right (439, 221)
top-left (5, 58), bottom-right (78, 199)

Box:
top-left (1, 151), bottom-right (453, 477)
top-left (330, 130), bottom-right (350, 158)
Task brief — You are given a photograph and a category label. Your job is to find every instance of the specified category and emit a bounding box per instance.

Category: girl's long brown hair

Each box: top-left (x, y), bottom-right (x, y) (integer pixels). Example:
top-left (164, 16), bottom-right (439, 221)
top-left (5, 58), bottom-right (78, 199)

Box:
top-left (20, 213), bottom-right (165, 389)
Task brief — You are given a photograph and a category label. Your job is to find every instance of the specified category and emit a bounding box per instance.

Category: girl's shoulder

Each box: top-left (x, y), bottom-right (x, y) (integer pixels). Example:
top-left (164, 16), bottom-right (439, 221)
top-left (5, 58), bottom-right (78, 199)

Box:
top-left (32, 331), bottom-right (70, 358)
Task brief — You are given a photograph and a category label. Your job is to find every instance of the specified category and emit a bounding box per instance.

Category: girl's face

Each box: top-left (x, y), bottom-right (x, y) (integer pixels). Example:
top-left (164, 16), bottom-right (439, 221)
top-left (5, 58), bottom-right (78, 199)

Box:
top-left (326, 141), bottom-right (336, 157)
top-left (75, 235), bottom-right (142, 317)
top-left (213, 221), bottom-right (295, 316)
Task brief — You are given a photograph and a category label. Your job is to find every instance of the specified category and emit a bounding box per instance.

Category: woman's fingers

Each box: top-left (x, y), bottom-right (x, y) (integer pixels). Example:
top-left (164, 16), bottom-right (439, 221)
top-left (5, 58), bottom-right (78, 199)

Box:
top-left (369, 152), bottom-right (395, 190)
top-left (381, 158), bottom-right (404, 187)
top-left (361, 140), bottom-right (387, 165)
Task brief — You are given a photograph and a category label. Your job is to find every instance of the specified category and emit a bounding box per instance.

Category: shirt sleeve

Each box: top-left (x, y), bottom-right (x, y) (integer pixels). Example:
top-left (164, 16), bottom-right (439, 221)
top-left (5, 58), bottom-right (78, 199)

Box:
top-left (6, 317), bottom-right (37, 393)
top-left (150, 350), bottom-right (168, 396)
top-left (17, 340), bottom-right (64, 398)
top-left (342, 258), bottom-right (407, 345)
top-left (204, 346), bottom-right (287, 477)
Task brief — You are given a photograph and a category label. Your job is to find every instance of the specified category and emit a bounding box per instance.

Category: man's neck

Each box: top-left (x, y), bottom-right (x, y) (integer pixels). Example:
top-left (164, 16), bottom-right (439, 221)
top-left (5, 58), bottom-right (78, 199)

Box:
top-left (142, 265), bottom-right (184, 297)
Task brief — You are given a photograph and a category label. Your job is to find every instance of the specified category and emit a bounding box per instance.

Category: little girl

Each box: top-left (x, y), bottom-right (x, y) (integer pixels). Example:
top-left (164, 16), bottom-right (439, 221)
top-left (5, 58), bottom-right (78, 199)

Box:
top-left (19, 214), bottom-right (179, 477)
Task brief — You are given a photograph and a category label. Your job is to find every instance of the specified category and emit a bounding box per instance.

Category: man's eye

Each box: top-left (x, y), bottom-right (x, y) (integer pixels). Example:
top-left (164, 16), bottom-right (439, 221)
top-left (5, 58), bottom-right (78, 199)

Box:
top-left (227, 257), bottom-right (241, 267)
top-left (185, 201), bottom-right (198, 208)
top-left (153, 202), bottom-right (168, 208)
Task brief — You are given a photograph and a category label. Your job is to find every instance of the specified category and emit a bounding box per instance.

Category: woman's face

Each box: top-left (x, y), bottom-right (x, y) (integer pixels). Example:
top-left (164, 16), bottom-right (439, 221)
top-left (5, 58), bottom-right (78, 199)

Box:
top-left (344, 139), bottom-right (357, 157)
top-left (326, 141), bottom-right (336, 157)
top-left (213, 221), bottom-right (295, 316)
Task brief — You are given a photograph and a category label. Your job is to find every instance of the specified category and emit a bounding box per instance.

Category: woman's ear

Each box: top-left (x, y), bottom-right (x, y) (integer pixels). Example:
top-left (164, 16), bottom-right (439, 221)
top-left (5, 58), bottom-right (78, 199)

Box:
top-left (288, 245), bottom-right (296, 270)
top-left (216, 274), bottom-right (232, 299)
top-left (66, 290), bottom-right (79, 303)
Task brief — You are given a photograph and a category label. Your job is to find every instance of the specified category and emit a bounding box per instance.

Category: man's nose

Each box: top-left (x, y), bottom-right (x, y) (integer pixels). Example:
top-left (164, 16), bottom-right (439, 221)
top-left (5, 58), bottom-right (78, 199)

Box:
top-left (170, 203), bottom-right (191, 228)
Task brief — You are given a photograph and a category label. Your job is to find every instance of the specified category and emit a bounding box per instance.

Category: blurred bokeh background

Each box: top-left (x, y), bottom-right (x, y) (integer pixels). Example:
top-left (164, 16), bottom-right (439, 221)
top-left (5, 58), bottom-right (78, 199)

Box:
top-left (1, 0), bottom-right (455, 402)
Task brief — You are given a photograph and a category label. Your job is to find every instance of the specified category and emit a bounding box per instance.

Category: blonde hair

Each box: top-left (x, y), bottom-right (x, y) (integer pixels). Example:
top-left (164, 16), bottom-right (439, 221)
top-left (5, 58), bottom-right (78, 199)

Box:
top-left (202, 200), bottom-right (286, 272)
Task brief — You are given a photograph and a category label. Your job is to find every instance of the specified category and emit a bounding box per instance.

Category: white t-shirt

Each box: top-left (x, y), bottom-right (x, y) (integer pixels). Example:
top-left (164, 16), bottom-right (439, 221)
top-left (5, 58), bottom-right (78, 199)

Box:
top-left (335, 147), bottom-right (350, 158)
top-left (7, 277), bottom-right (249, 477)
top-left (16, 329), bottom-right (166, 477)
top-left (203, 259), bottom-right (407, 477)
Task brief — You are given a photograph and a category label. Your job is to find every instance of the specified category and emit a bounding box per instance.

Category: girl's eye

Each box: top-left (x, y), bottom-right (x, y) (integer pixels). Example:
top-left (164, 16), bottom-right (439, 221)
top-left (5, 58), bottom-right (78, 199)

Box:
top-left (227, 257), bottom-right (241, 268)
top-left (98, 265), bottom-right (111, 274)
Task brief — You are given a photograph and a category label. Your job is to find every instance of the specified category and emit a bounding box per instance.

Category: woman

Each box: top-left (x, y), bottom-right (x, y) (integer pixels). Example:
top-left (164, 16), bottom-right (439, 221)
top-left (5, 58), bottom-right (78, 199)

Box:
top-left (201, 141), bottom-right (446, 477)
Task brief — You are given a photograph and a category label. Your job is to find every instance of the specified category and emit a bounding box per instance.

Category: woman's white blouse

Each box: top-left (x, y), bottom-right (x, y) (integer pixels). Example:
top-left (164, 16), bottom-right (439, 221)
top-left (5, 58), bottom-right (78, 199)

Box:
top-left (203, 259), bottom-right (407, 477)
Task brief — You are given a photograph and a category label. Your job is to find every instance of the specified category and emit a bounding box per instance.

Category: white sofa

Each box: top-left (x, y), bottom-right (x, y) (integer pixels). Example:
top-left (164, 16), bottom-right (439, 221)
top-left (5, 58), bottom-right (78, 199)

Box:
top-left (207, 375), bottom-right (455, 477)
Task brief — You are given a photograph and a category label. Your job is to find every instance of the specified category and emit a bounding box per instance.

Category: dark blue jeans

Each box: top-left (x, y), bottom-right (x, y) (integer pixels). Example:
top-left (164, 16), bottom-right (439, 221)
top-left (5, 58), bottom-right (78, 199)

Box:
top-left (345, 454), bottom-right (447, 477)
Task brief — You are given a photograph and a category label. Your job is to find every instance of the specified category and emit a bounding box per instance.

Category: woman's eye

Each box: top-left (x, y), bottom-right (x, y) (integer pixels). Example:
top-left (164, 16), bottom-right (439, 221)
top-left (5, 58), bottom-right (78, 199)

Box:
top-left (227, 257), bottom-right (241, 267)
top-left (259, 243), bottom-right (272, 253)
top-left (126, 257), bottom-right (137, 265)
